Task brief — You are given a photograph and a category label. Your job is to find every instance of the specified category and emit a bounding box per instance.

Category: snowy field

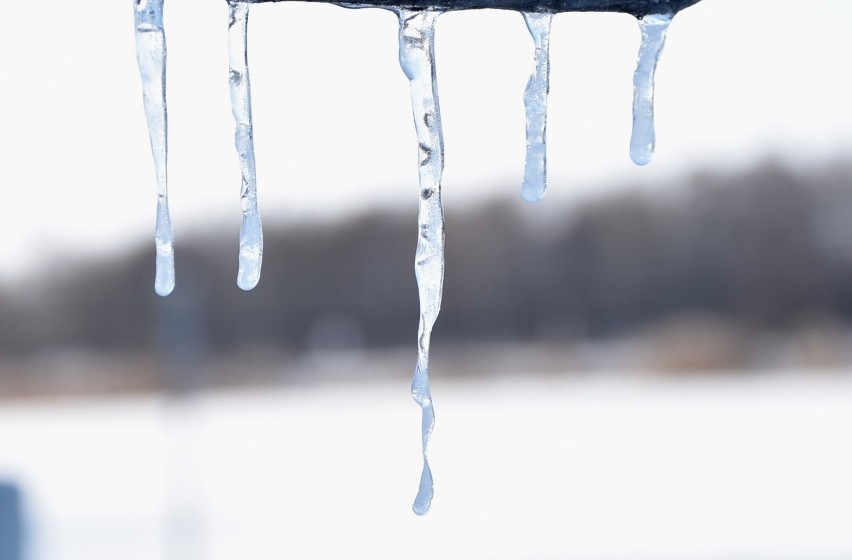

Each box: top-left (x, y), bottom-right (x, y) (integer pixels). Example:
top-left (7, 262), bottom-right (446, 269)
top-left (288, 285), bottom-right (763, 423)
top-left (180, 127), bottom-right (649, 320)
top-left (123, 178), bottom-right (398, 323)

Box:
top-left (1, 371), bottom-right (852, 560)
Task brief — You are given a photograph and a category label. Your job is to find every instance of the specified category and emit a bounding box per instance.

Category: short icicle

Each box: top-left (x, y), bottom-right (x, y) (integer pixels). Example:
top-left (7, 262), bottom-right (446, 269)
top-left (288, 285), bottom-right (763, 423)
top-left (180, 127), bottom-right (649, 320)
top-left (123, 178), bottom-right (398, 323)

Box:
top-left (396, 8), bottom-right (445, 516)
top-left (630, 12), bottom-right (672, 166)
top-left (520, 11), bottom-right (553, 203)
top-left (134, 0), bottom-right (175, 296)
top-left (228, 1), bottom-right (263, 290)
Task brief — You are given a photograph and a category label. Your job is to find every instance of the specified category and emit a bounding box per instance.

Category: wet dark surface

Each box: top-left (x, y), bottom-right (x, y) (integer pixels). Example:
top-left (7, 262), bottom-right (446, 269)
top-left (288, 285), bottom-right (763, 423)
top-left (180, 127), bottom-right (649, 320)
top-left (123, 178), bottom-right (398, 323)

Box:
top-left (245, 0), bottom-right (702, 18)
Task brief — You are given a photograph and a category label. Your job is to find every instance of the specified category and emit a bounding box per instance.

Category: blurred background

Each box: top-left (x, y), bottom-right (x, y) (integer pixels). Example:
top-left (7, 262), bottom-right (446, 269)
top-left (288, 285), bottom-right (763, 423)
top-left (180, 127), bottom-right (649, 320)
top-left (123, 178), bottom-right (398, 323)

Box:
top-left (1, 0), bottom-right (852, 558)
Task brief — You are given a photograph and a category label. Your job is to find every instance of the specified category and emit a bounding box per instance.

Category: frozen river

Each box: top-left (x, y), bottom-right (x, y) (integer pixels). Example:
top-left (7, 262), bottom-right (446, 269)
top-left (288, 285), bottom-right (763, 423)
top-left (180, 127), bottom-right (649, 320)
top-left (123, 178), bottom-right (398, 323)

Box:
top-left (1, 371), bottom-right (851, 559)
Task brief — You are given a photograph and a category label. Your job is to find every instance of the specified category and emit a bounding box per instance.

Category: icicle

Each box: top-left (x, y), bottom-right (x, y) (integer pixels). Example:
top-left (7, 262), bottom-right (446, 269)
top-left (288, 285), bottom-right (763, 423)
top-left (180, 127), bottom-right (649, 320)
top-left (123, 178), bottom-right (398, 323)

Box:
top-left (396, 8), bottom-right (445, 516)
top-left (134, 0), bottom-right (175, 297)
top-left (228, 1), bottom-right (263, 290)
top-left (520, 12), bottom-right (552, 203)
top-left (630, 12), bottom-right (672, 166)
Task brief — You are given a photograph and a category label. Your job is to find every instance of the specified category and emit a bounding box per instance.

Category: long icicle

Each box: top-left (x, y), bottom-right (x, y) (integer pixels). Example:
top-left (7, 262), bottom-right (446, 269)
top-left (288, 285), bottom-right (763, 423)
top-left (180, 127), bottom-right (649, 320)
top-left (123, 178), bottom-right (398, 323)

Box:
top-left (520, 12), bottom-right (552, 203)
top-left (397, 8), bottom-right (445, 516)
top-left (134, 0), bottom-right (175, 296)
top-left (630, 12), bottom-right (672, 166)
top-left (228, 1), bottom-right (263, 290)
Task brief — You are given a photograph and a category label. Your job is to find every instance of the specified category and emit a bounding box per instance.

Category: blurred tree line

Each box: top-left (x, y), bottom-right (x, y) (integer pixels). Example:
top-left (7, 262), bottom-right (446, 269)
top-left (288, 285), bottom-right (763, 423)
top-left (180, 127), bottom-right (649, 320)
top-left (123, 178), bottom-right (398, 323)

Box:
top-left (3, 160), bottom-right (852, 358)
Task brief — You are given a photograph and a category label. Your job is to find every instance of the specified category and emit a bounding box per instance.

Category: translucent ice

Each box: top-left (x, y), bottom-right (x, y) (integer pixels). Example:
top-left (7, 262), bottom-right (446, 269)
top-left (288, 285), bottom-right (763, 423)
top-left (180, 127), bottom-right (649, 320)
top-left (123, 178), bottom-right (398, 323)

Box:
top-left (134, 0), bottom-right (175, 296)
top-left (520, 12), bottom-right (552, 203)
top-left (630, 12), bottom-right (672, 166)
top-left (229, 1), bottom-right (264, 290)
top-left (130, 0), bottom-right (690, 518)
top-left (396, 7), bottom-right (445, 516)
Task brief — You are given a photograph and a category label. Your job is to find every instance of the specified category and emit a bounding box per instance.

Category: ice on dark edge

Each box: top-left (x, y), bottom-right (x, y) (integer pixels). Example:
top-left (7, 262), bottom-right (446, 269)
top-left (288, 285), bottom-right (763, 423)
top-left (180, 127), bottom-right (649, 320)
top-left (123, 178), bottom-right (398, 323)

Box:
top-left (520, 11), bottom-right (552, 202)
top-left (396, 7), bottom-right (445, 516)
top-left (133, 0), bottom-right (687, 516)
top-left (630, 11), bottom-right (672, 166)
top-left (229, 1), bottom-right (264, 291)
top-left (134, 0), bottom-right (175, 296)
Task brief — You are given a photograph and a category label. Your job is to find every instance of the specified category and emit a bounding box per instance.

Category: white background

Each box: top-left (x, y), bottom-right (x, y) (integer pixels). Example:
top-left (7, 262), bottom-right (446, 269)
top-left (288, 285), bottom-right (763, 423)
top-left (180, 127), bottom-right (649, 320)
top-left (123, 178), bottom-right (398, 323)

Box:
top-left (1, 0), bottom-right (851, 279)
top-left (3, 373), bottom-right (852, 559)
top-left (2, 3), bottom-right (852, 556)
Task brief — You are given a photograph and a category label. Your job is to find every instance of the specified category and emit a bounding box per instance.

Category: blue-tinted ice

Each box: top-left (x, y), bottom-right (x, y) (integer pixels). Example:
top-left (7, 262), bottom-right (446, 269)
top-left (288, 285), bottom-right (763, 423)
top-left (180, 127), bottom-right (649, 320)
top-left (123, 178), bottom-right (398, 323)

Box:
top-left (229, 1), bottom-right (264, 290)
top-left (397, 7), bottom-right (445, 516)
top-left (132, 0), bottom-right (684, 516)
top-left (520, 12), bottom-right (552, 203)
top-left (134, 0), bottom-right (175, 296)
top-left (630, 12), bottom-right (671, 166)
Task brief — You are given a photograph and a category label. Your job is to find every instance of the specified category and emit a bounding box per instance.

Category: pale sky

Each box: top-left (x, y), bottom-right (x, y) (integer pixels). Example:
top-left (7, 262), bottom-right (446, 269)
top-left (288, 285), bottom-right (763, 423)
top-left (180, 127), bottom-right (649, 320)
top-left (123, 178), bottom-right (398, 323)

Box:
top-left (1, 0), bottom-right (851, 281)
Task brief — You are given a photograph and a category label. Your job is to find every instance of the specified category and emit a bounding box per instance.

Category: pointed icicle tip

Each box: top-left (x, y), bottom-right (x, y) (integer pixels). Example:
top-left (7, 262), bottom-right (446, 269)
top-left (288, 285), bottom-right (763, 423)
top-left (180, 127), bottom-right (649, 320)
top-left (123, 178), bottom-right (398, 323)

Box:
top-left (154, 280), bottom-right (174, 297)
top-left (398, 8), bottom-right (444, 517)
top-left (412, 462), bottom-right (433, 515)
top-left (629, 12), bottom-right (672, 166)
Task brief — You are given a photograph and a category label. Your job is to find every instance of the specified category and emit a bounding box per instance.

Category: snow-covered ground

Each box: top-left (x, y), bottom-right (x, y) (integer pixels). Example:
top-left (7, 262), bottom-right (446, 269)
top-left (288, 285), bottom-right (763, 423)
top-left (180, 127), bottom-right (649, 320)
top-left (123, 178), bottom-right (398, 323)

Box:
top-left (1, 371), bottom-right (851, 560)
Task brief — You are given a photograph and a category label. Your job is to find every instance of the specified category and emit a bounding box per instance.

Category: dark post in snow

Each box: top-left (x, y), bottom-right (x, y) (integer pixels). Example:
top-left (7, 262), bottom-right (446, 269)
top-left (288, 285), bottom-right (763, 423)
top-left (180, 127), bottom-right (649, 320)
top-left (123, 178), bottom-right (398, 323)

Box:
top-left (0, 483), bottom-right (22, 560)
top-left (244, 0), bottom-right (702, 18)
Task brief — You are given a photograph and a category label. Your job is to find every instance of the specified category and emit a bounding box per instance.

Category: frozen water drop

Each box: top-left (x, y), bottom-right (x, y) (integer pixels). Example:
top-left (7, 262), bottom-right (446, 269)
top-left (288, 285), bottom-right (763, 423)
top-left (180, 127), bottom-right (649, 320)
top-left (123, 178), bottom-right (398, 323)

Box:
top-left (520, 12), bottom-right (552, 203)
top-left (228, 1), bottom-right (263, 291)
top-left (134, 0), bottom-right (175, 296)
top-left (630, 12), bottom-right (672, 166)
top-left (397, 7), bottom-right (445, 516)
top-left (238, 204), bottom-right (263, 290)
top-left (154, 195), bottom-right (175, 296)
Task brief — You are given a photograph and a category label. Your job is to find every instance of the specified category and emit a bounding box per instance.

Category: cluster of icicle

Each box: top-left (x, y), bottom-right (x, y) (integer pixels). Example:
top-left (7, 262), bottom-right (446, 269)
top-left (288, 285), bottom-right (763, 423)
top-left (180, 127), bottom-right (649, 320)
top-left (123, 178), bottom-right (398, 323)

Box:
top-left (134, 0), bottom-right (262, 296)
top-left (133, 0), bottom-right (673, 515)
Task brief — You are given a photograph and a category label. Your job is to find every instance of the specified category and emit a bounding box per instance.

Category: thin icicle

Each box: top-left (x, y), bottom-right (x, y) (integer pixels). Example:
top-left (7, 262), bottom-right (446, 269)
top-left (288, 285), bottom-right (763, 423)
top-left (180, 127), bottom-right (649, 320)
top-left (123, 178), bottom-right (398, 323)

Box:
top-left (228, 1), bottom-right (263, 290)
top-left (397, 8), bottom-right (445, 516)
top-left (520, 12), bottom-right (552, 203)
top-left (630, 12), bottom-right (672, 166)
top-left (134, 0), bottom-right (174, 297)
